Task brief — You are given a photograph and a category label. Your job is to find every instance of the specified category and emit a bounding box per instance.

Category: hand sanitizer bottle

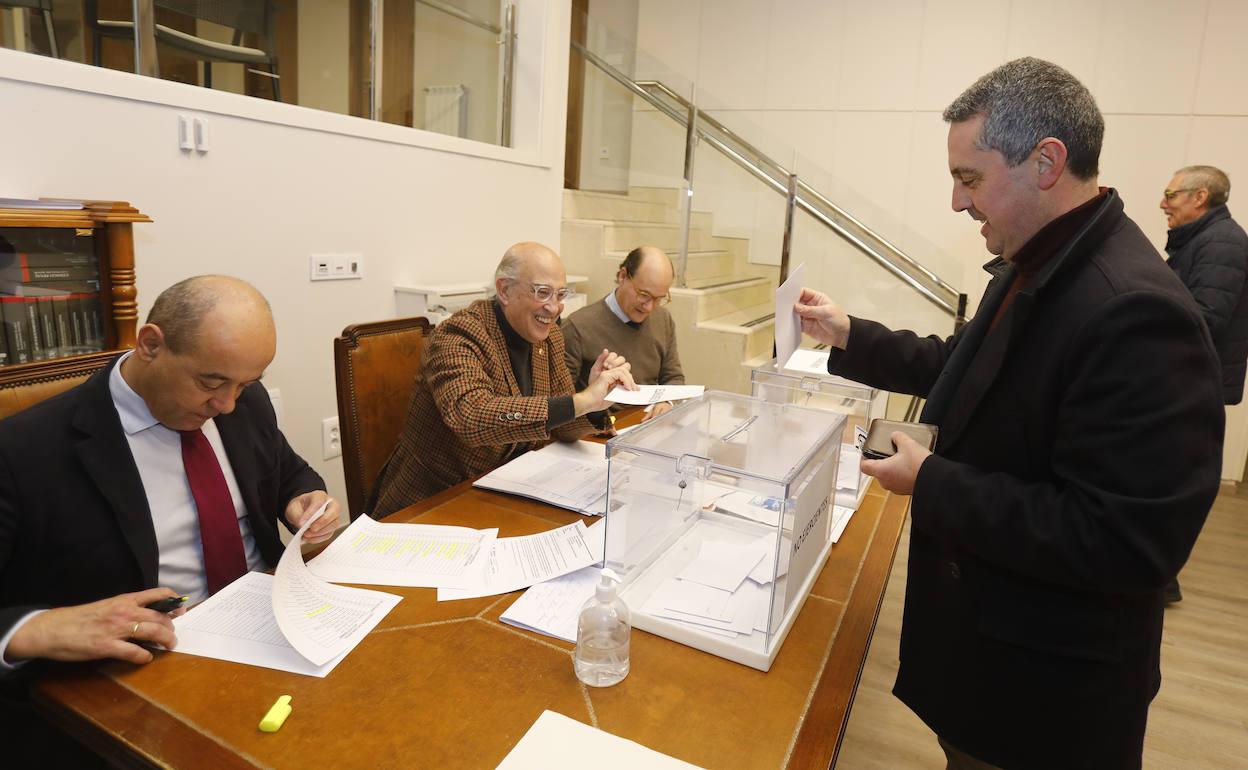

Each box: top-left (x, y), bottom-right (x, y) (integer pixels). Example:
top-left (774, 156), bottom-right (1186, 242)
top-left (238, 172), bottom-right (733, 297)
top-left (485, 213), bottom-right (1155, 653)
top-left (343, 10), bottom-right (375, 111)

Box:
top-left (575, 568), bottom-right (630, 687)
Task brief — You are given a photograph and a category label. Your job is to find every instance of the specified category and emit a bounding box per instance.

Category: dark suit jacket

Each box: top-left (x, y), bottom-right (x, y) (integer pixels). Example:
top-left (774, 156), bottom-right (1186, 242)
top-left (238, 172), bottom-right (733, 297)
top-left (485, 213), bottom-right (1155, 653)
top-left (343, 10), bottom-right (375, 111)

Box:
top-left (0, 355), bottom-right (325, 645)
top-left (370, 299), bottom-right (597, 518)
top-left (829, 191), bottom-right (1224, 770)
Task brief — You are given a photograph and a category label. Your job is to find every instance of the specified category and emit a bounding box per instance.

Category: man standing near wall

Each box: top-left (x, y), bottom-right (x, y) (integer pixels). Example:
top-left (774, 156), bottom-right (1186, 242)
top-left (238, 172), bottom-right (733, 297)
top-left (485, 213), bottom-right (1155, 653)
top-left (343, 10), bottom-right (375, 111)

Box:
top-left (795, 58), bottom-right (1223, 769)
top-left (1158, 164), bottom-right (1248, 602)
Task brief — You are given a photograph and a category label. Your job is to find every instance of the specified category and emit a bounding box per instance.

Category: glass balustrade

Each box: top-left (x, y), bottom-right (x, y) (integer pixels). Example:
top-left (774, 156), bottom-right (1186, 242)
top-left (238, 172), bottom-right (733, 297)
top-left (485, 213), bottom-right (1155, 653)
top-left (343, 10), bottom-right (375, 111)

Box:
top-left (1, 0), bottom-right (516, 147)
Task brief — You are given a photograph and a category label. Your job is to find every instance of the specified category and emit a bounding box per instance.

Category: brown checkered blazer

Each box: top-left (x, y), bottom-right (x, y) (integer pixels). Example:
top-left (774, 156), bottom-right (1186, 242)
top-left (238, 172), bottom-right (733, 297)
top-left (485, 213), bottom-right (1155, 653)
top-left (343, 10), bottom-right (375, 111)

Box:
top-left (370, 299), bottom-right (597, 517)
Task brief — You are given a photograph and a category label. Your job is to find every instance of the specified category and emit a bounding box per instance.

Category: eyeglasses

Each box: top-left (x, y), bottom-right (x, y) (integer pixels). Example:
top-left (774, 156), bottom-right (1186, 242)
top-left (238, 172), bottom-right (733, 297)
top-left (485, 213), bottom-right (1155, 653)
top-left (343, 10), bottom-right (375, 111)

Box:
top-left (520, 282), bottom-right (571, 304)
top-left (625, 276), bottom-right (671, 306)
top-left (1163, 188), bottom-right (1196, 201)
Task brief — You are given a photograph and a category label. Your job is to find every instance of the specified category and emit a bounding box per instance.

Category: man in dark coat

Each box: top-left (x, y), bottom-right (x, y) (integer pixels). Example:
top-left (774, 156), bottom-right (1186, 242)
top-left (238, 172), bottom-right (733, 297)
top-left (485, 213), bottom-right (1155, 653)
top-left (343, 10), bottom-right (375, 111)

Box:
top-left (795, 58), bottom-right (1223, 770)
top-left (1158, 164), bottom-right (1248, 603)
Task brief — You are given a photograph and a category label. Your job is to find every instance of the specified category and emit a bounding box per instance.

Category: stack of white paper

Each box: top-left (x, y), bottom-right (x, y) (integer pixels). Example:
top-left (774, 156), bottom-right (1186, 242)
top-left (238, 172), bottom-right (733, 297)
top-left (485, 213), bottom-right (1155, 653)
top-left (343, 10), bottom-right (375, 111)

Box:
top-left (498, 521), bottom-right (606, 642)
top-left (305, 515), bottom-right (496, 588)
top-left (172, 504), bottom-right (402, 677)
top-left (437, 521), bottom-right (599, 601)
top-left (474, 440), bottom-right (610, 515)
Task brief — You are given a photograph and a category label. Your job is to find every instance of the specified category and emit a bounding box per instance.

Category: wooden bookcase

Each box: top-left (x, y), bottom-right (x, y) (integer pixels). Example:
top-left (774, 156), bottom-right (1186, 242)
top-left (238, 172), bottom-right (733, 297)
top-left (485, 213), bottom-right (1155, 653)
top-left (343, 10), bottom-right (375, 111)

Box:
top-left (0, 200), bottom-right (151, 409)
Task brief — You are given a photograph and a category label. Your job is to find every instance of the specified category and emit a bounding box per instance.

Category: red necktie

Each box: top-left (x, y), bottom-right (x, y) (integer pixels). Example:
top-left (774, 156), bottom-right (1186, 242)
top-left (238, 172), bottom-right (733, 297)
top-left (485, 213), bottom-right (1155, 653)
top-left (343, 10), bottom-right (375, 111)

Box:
top-left (180, 428), bottom-right (247, 594)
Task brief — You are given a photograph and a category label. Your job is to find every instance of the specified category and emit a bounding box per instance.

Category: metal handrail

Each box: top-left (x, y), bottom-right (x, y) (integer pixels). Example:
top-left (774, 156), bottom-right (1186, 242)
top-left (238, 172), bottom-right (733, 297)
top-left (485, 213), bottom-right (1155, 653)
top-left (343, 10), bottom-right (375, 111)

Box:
top-left (416, 0), bottom-right (500, 34)
top-left (575, 41), bottom-right (960, 316)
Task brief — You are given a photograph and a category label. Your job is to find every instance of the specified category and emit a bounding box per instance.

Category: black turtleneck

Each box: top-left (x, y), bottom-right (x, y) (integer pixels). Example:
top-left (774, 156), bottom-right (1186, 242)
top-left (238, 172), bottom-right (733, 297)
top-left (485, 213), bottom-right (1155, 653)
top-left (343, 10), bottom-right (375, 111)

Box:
top-left (492, 300), bottom-right (577, 430)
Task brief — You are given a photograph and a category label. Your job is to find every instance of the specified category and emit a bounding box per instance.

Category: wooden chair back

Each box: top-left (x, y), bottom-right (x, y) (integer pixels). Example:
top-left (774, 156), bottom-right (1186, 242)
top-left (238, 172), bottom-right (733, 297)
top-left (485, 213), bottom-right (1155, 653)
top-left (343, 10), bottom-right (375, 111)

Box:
top-left (333, 316), bottom-right (432, 519)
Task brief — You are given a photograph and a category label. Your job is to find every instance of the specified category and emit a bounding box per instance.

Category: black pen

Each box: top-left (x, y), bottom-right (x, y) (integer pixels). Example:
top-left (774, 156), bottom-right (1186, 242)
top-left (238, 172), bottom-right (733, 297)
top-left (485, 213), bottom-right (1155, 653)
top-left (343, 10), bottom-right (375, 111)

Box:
top-left (145, 596), bottom-right (188, 613)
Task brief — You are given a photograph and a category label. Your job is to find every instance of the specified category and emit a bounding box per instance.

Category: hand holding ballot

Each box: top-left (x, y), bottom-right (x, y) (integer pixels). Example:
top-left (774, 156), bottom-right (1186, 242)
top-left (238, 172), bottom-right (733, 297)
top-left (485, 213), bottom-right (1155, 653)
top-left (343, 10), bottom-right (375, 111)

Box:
top-left (793, 287), bottom-right (851, 350)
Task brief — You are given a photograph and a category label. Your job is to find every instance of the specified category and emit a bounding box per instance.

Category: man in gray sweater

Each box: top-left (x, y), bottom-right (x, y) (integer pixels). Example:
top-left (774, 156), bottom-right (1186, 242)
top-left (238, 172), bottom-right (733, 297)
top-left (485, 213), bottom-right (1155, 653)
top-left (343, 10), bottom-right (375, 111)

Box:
top-left (1160, 164), bottom-right (1248, 602)
top-left (562, 246), bottom-right (684, 420)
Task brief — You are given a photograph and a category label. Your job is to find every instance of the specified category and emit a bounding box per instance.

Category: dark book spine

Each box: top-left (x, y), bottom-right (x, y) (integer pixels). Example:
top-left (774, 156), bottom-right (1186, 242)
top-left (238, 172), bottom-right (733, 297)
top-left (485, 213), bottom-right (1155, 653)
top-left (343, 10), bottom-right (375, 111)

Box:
top-left (68, 294), bottom-right (85, 353)
top-left (1, 297), bottom-right (30, 364)
top-left (37, 296), bottom-right (59, 359)
top-left (0, 319), bottom-right (8, 365)
top-left (8, 264), bottom-right (99, 282)
top-left (85, 294), bottom-right (104, 351)
top-left (11, 251), bottom-right (95, 268)
top-left (52, 295), bottom-right (72, 356)
top-left (23, 297), bottom-right (45, 361)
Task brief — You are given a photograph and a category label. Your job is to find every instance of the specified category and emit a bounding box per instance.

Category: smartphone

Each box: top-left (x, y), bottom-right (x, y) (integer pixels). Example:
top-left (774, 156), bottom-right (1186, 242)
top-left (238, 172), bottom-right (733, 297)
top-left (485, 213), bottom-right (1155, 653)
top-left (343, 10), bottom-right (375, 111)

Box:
top-left (862, 419), bottom-right (938, 459)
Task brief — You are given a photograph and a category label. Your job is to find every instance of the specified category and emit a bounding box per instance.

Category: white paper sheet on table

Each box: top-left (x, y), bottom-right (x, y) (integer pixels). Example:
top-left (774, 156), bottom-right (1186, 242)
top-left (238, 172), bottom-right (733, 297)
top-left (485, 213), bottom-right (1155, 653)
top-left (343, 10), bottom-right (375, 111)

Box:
top-left (782, 347), bottom-right (830, 375)
top-left (473, 440), bottom-right (609, 514)
top-left (838, 444), bottom-right (863, 491)
top-left (172, 504), bottom-right (401, 676)
top-left (497, 521), bottom-right (605, 642)
top-left (437, 521), bottom-right (598, 601)
top-left (606, 384), bottom-right (704, 406)
top-left (774, 262), bottom-right (806, 372)
top-left (305, 515), bottom-right (495, 588)
top-left (676, 536), bottom-right (773, 592)
top-left (498, 710), bottom-right (703, 770)
top-left (830, 505), bottom-right (855, 543)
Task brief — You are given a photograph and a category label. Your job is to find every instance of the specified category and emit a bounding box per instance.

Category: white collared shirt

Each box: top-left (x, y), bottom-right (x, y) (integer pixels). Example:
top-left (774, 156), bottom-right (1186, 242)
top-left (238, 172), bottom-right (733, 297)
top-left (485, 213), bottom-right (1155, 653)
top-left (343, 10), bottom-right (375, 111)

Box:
top-left (604, 289), bottom-right (631, 324)
top-left (108, 350), bottom-right (263, 605)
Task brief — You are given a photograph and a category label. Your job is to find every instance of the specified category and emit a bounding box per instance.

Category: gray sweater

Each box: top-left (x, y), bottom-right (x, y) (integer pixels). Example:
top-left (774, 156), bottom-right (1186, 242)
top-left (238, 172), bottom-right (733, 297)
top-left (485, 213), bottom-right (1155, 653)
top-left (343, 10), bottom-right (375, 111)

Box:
top-left (561, 296), bottom-right (684, 390)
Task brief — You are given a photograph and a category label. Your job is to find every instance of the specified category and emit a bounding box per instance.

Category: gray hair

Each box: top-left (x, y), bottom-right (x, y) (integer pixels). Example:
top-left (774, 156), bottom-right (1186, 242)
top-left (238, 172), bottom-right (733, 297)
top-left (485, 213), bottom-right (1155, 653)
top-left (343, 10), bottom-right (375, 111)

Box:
top-left (1177, 165), bottom-right (1231, 207)
top-left (494, 253), bottom-right (523, 283)
top-left (943, 57), bottom-right (1104, 181)
top-left (146, 275), bottom-right (270, 353)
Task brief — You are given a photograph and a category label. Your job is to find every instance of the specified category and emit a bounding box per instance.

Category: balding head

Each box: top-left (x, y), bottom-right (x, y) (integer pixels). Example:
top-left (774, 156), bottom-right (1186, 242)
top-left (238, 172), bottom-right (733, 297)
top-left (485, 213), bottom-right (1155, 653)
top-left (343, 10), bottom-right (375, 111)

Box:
top-left (147, 275), bottom-right (274, 355)
top-left (494, 242), bottom-right (568, 344)
top-left (614, 245), bottom-right (674, 323)
top-left (125, 275), bottom-right (277, 431)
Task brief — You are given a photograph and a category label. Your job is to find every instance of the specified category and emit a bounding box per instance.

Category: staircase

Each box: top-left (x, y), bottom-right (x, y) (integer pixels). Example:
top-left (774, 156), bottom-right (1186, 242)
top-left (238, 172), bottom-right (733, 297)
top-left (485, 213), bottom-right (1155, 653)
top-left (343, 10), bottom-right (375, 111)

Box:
top-left (561, 187), bottom-right (778, 394)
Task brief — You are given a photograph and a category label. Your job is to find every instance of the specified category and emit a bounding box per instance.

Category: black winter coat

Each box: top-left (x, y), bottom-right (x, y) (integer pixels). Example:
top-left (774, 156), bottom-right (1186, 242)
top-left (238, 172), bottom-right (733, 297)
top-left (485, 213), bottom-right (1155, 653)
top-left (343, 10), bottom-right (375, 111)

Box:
top-left (829, 190), bottom-right (1223, 770)
top-left (1166, 204), bottom-right (1248, 404)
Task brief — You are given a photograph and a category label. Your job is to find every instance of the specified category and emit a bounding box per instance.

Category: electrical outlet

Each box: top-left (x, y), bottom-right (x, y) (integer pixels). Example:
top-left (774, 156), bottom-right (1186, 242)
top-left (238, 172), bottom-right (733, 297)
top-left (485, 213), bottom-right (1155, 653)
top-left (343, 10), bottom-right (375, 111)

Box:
top-left (310, 254), bottom-right (363, 281)
top-left (322, 416), bottom-right (341, 460)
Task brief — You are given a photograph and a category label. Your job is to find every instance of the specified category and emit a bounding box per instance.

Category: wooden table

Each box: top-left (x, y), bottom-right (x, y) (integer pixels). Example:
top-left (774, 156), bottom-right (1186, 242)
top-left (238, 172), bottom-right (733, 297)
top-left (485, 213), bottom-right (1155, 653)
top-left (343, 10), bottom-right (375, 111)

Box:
top-left (33, 479), bottom-right (909, 769)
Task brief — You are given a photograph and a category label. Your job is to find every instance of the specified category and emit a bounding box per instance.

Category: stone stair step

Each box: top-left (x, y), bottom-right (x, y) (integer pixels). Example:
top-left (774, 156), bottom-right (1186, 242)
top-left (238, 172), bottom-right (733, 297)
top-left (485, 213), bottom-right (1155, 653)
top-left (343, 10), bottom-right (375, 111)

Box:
top-left (671, 277), bottom-right (773, 322)
top-left (627, 186), bottom-right (683, 206)
top-left (563, 189), bottom-right (671, 224)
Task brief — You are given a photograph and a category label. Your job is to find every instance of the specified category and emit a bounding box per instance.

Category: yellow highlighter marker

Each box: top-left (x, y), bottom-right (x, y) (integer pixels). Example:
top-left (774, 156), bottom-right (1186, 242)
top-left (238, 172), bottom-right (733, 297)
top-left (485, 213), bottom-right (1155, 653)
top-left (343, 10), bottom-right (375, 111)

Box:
top-left (259, 695), bottom-right (292, 732)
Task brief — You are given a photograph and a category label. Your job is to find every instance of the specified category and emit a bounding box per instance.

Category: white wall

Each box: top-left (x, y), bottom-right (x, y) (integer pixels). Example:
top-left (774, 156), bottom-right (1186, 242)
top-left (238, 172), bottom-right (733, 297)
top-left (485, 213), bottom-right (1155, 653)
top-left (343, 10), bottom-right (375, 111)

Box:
top-left (627, 0), bottom-right (1248, 479)
top-left (0, 0), bottom-right (572, 520)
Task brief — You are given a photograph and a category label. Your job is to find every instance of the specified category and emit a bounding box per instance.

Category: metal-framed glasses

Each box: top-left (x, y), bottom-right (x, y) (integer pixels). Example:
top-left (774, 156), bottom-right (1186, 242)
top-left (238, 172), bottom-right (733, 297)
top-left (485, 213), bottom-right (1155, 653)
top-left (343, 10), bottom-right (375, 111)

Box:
top-left (626, 276), bottom-right (671, 306)
top-left (1163, 188), bottom-right (1196, 201)
top-left (522, 282), bottom-right (572, 303)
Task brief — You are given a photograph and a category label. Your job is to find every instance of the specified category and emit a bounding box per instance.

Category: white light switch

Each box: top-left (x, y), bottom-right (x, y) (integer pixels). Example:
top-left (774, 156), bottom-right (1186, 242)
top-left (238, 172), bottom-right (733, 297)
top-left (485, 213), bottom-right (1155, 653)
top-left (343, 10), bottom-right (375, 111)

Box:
top-left (193, 117), bottom-right (210, 153)
top-left (177, 115), bottom-right (193, 151)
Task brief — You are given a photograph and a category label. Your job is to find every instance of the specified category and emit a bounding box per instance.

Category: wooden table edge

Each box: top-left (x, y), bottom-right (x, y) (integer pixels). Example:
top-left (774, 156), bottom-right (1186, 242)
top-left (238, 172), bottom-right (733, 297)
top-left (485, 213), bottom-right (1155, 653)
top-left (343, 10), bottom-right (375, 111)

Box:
top-left (786, 490), bottom-right (911, 769)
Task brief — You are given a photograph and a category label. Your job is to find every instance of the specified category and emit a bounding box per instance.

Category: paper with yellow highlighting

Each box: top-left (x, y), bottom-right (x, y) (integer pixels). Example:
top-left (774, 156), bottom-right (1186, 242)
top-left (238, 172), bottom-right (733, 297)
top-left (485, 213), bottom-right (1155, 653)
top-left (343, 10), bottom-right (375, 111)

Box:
top-left (305, 514), bottom-right (496, 589)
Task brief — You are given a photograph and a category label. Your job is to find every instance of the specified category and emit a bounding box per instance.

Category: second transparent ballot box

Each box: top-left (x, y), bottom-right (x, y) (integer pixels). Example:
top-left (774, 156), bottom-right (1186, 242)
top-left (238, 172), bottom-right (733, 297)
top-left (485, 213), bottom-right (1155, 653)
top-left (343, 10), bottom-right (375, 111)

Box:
top-left (603, 391), bottom-right (845, 671)
top-left (751, 352), bottom-right (887, 509)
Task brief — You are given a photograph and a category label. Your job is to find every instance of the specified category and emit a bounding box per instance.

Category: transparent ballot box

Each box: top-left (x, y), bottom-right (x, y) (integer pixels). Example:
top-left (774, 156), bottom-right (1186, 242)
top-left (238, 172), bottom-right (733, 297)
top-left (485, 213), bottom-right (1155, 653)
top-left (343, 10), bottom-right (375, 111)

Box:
top-left (751, 351), bottom-right (887, 510)
top-left (603, 392), bottom-right (845, 671)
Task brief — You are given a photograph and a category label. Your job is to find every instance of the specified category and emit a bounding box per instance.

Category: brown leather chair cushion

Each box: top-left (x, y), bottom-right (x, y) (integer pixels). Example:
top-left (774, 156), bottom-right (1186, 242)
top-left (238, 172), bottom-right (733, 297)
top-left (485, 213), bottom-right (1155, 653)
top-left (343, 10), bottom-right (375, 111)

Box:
top-left (334, 317), bottom-right (432, 519)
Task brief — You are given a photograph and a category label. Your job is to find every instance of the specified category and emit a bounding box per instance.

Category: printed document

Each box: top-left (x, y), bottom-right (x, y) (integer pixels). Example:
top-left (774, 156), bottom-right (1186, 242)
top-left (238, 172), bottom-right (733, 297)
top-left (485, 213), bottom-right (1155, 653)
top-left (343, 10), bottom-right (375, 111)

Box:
top-left (498, 710), bottom-right (703, 770)
top-left (172, 503), bottom-right (400, 676)
top-left (774, 262), bottom-right (806, 372)
top-left (437, 521), bottom-right (597, 601)
top-left (498, 521), bottom-right (606, 641)
top-left (606, 384), bottom-right (704, 406)
top-left (473, 440), bottom-right (608, 514)
top-left (305, 514), bottom-right (495, 589)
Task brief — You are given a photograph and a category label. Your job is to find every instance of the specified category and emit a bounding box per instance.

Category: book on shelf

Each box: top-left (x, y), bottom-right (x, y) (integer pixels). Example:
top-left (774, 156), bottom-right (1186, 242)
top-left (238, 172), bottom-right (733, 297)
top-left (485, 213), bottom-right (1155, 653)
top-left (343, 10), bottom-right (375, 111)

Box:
top-left (0, 279), bottom-right (101, 296)
top-left (37, 297), bottom-right (59, 359)
top-left (1, 296), bottom-right (31, 364)
top-left (0, 263), bottom-right (99, 283)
